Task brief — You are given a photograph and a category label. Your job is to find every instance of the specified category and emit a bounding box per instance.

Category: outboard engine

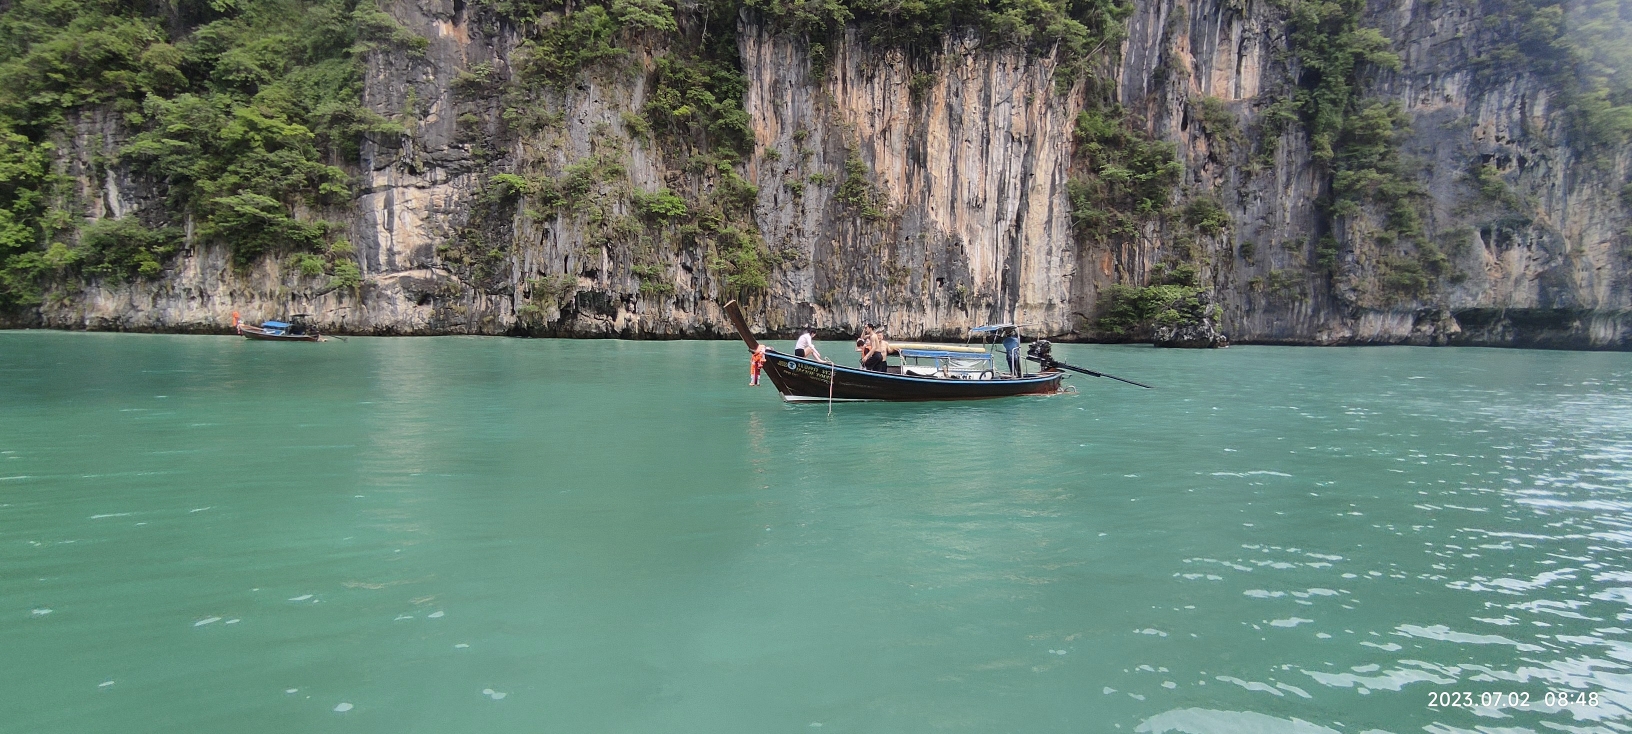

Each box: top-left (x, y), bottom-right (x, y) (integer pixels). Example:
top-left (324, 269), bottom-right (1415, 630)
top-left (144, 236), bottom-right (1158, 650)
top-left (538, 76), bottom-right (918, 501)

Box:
top-left (1026, 339), bottom-right (1056, 370)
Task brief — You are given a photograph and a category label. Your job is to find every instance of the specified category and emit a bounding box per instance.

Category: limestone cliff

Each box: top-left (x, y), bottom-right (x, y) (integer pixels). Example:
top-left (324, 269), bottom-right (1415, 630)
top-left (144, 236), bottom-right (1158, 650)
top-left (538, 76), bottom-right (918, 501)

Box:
top-left (8, 0), bottom-right (1630, 349)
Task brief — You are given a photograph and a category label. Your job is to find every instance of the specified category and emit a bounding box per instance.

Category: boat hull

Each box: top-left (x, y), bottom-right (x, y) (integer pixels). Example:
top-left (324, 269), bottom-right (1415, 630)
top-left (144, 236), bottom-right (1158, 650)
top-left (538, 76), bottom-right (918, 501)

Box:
top-left (238, 326), bottom-right (321, 342)
top-left (760, 350), bottom-right (1063, 402)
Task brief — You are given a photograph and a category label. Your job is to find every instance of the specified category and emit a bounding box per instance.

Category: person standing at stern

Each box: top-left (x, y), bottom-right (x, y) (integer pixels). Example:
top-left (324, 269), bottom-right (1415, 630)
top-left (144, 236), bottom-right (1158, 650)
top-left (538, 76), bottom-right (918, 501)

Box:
top-left (1003, 328), bottom-right (1022, 377)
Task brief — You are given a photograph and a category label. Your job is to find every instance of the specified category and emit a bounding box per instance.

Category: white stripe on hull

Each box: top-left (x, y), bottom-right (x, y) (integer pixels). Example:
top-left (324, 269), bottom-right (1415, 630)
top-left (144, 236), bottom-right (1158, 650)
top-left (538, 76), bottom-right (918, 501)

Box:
top-left (780, 395), bottom-right (877, 403)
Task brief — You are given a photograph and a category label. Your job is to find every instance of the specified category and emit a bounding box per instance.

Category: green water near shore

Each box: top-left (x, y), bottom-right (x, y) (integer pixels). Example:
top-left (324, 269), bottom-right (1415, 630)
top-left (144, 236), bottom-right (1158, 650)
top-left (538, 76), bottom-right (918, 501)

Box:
top-left (4, 332), bottom-right (1632, 733)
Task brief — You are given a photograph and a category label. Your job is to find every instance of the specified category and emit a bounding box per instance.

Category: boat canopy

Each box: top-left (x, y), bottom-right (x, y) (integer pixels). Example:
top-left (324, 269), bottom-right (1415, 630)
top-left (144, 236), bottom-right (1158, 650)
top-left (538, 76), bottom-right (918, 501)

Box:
top-left (262, 320), bottom-right (292, 329)
top-left (890, 342), bottom-right (987, 354)
top-left (900, 349), bottom-right (993, 360)
top-left (969, 323), bottom-right (1016, 333)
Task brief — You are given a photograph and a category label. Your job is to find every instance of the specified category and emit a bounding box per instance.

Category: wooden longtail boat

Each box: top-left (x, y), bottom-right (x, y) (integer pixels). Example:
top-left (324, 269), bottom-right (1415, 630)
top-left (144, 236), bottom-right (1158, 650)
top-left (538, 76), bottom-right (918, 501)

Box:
top-left (724, 300), bottom-right (1065, 402)
top-left (234, 313), bottom-right (323, 342)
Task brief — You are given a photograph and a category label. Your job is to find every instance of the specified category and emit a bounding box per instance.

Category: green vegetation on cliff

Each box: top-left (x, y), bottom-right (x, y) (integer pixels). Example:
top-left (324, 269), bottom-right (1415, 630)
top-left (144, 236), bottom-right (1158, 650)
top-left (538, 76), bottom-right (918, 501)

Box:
top-left (0, 0), bottom-right (398, 307)
top-left (478, 0), bottom-right (774, 304)
top-left (1474, 0), bottom-right (1632, 150)
top-left (1262, 0), bottom-right (1446, 304)
top-left (746, 0), bottom-right (1133, 85)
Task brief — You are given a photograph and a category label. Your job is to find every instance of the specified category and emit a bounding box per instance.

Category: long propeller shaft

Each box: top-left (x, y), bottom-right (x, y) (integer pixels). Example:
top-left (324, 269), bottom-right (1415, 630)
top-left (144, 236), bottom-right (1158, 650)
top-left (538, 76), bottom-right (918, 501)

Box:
top-left (1026, 356), bottom-right (1153, 389)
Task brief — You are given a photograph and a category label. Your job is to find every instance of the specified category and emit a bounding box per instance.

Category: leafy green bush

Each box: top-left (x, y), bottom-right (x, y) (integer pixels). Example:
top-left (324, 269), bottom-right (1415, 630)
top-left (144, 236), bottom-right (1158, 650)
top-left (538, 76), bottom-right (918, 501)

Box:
top-left (1067, 106), bottom-right (1181, 239)
top-left (632, 262), bottom-right (675, 295)
top-left (289, 251), bottom-right (328, 276)
top-left (1329, 101), bottom-right (1424, 241)
top-left (486, 173), bottom-right (534, 202)
top-left (77, 217), bottom-right (183, 280)
top-left (641, 52), bottom-right (753, 157)
top-left (835, 151), bottom-right (882, 218)
top-left (330, 258), bottom-right (361, 289)
top-left (1192, 96), bottom-right (1238, 145)
top-left (1095, 283), bottom-right (1202, 335)
top-left (744, 0), bottom-right (1133, 89)
top-left (1182, 196), bottom-right (1229, 236)
top-left (511, 6), bottom-right (628, 89)
top-left (635, 188), bottom-right (689, 219)
top-left (1282, 0), bottom-right (1400, 163)
top-left (709, 225), bottom-right (770, 291)
top-left (1149, 261), bottom-right (1198, 287)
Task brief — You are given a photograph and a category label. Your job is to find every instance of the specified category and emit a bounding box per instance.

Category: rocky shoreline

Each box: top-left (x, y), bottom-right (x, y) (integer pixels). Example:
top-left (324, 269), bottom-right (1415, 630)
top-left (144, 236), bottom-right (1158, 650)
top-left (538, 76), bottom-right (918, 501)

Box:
top-left (7, 305), bottom-right (1629, 351)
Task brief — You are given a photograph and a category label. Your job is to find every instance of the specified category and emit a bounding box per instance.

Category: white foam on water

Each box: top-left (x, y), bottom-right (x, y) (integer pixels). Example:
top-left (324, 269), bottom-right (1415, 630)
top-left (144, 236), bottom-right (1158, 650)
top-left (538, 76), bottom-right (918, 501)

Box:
top-left (1315, 633), bottom-right (1332, 639)
top-left (285, 689), bottom-right (298, 694)
top-left (1135, 707), bottom-right (1342, 734)
top-left (1359, 641), bottom-right (1402, 651)
top-left (189, 507), bottom-right (211, 513)
top-left (1394, 623), bottom-right (1546, 651)
top-left (225, 619), bottom-right (240, 624)
top-left (333, 703), bottom-right (353, 712)
top-left (427, 611), bottom-right (444, 619)
top-left (394, 615), bottom-right (413, 621)
top-left (1303, 666), bottom-right (1452, 691)
top-left (1103, 687), bottom-right (1117, 694)
top-left (288, 595), bottom-right (313, 602)
top-left (1270, 618), bottom-right (1314, 628)
top-left (90, 513), bottom-right (133, 519)
top-left (31, 608), bottom-right (52, 616)
top-left (1216, 676), bottom-right (1283, 696)
top-left (1162, 681), bottom-right (1177, 689)
top-left (809, 724), bottom-right (822, 728)
top-left (454, 643), bottom-right (469, 649)
top-left (99, 681), bottom-right (114, 688)
top-left (482, 689), bottom-right (494, 695)
top-left (1136, 628), bottom-right (1168, 637)
top-left (1244, 590), bottom-right (1286, 598)
top-left (490, 692), bottom-right (506, 700)
top-left (194, 617), bottom-right (221, 626)
top-left (1276, 682), bottom-right (1312, 698)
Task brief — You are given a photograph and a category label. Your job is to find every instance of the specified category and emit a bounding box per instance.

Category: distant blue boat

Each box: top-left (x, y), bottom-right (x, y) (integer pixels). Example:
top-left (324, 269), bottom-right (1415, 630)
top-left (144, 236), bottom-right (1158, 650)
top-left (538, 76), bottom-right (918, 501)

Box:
top-left (234, 314), bottom-right (322, 342)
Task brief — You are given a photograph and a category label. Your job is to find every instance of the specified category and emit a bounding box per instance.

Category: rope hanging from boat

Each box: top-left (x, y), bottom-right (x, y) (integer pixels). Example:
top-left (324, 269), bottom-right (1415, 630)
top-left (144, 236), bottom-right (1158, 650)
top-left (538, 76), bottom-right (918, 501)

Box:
top-left (828, 362), bottom-right (835, 416)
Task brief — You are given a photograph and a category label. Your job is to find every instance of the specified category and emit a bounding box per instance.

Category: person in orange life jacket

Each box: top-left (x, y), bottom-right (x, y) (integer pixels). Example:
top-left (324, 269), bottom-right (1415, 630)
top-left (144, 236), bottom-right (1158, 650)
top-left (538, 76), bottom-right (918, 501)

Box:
top-left (749, 344), bottom-right (767, 386)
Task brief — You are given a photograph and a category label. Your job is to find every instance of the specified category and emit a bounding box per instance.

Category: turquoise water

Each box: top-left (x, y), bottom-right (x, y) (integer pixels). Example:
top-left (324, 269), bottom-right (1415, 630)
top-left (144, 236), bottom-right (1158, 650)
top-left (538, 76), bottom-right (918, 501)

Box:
top-left (3, 332), bottom-right (1632, 733)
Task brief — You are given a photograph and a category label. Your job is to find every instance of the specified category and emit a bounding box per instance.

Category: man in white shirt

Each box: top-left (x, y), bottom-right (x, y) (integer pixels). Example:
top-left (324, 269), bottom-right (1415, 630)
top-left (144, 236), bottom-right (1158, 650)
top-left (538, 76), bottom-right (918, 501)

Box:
top-left (794, 326), bottom-right (825, 362)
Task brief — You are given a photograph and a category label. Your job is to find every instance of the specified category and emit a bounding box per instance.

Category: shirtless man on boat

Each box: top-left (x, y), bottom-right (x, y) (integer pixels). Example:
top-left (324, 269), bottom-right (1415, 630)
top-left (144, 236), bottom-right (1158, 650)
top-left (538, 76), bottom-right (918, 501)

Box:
top-left (863, 325), bottom-right (890, 372)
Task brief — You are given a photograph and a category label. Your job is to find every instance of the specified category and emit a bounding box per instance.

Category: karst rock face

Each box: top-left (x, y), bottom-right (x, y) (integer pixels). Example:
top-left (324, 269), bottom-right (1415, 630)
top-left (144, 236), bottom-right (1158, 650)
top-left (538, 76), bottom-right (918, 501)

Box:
top-left (10, 0), bottom-right (1631, 348)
